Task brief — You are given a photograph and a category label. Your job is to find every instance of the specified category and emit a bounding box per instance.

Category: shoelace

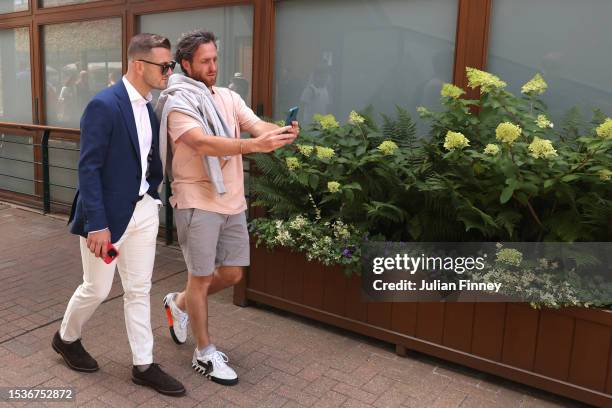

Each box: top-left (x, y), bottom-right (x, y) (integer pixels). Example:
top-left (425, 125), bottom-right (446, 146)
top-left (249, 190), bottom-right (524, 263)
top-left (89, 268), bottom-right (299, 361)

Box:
top-left (178, 312), bottom-right (189, 329)
top-left (210, 351), bottom-right (229, 368)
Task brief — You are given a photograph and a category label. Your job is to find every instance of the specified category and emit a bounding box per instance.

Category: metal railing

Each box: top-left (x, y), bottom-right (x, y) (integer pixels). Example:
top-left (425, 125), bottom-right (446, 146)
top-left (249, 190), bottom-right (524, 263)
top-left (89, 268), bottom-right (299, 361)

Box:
top-left (1, 121), bottom-right (253, 246)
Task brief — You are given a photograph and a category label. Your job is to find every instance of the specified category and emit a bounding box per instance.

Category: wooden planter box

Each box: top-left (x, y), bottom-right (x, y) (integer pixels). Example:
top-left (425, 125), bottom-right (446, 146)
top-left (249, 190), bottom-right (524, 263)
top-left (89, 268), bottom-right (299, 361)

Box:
top-left (234, 245), bottom-right (612, 407)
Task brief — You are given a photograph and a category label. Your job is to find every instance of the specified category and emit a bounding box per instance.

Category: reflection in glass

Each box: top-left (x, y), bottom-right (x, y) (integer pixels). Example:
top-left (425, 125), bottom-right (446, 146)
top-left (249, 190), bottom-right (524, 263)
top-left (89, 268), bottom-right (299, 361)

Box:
top-left (40, 0), bottom-right (100, 7)
top-left (0, 27), bottom-right (32, 123)
top-left (488, 0), bottom-right (612, 120)
top-left (43, 19), bottom-right (122, 128)
top-left (274, 0), bottom-right (458, 129)
top-left (0, 134), bottom-right (34, 195)
top-left (139, 5), bottom-right (254, 106)
top-left (0, 0), bottom-right (28, 13)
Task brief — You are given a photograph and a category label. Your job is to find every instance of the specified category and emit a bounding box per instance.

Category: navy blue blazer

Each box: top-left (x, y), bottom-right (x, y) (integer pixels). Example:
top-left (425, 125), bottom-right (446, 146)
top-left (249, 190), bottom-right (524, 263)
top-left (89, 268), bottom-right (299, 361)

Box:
top-left (68, 80), bottom-right (163, 243)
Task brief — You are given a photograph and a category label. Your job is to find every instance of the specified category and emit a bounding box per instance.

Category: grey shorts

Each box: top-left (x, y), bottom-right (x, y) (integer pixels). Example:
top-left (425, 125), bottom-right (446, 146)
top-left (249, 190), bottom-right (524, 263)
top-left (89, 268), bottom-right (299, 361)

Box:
top-left (174, 208), bottom-right (250, 276)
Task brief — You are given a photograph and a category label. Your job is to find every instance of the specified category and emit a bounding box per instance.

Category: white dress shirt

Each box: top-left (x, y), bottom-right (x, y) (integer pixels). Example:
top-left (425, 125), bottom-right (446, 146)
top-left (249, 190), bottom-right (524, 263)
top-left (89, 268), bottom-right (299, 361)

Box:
top-left (122, 76), bottom-right (153, 197)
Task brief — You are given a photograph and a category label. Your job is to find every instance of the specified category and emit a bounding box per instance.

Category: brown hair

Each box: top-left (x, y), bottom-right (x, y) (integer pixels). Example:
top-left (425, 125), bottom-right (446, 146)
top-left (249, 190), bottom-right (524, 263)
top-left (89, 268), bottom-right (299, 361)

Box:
top-left (127, 33), bottom-right (171, 60)
top-left (175, 30), bottom-right (217, 74)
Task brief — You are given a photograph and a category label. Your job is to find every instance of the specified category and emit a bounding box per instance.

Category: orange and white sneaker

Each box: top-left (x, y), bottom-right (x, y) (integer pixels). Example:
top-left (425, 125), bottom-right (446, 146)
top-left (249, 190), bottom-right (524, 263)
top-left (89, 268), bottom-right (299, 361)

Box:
top-left (163, 292), bottom-right (189, 344)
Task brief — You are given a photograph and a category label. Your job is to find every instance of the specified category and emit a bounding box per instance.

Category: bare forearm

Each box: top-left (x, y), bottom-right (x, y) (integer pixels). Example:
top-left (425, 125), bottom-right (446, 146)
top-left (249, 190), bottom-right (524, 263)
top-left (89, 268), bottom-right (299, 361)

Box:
top-left (249, 120), bottom-right (280, 138)
top-left (192, 135), bottom-right (255, 156)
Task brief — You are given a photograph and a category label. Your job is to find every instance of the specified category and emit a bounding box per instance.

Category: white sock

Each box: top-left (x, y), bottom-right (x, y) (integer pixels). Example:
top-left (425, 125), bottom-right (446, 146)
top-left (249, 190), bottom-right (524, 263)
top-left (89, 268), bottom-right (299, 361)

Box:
top-left (198, 344), bottom-right (216, 357)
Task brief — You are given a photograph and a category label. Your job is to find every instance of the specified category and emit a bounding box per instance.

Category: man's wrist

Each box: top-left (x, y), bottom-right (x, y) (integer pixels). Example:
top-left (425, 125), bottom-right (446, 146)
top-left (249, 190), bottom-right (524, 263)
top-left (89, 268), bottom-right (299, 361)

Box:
top-left (242, 138), bottom-right (256, 154)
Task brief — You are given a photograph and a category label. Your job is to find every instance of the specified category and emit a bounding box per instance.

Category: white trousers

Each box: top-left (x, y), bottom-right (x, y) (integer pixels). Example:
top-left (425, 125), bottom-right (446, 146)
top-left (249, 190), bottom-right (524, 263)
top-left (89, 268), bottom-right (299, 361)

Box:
top-left (60, 194), bottom-right (159, 365)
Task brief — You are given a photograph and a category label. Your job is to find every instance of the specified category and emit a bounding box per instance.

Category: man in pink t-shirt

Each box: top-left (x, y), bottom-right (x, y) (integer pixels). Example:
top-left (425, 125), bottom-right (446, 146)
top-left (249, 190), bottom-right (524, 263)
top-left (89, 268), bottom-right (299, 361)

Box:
top-left (161, 30), bottom-right (299, 385)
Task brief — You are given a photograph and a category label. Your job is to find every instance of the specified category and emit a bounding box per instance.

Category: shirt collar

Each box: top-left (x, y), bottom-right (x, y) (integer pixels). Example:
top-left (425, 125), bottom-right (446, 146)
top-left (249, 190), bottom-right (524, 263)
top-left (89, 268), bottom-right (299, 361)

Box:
top-left (122, 76), bottom-right (152, 105)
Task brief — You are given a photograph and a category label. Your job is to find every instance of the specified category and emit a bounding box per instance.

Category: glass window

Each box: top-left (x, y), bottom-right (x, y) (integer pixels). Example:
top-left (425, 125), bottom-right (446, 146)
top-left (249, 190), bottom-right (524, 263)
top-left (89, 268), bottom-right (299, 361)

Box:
top-left (43, 18), bottom-right (122, 128)
top-left (139, 5), bottom-right (254, 105)
top-left (49, 139), bottom-right (78, 203)
top-left (0, 133), bottom-right (34, 195)
top-left (0, 0), bottom-right (28, 13)
top-left (274, 0), bottom-right (458, 127)
top-left (488, 0), bottom-right (612, 119)
top-left (0, 27), bottom-right (32, 123)
top-left (40, 0), bottom-right (101, 8)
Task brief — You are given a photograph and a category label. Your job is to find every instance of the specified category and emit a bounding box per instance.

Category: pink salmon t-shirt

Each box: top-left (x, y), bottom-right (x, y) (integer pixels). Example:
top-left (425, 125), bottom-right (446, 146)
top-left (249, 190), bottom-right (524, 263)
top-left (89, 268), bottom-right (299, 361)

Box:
top-left (167, 87), bottom-right (260, 214)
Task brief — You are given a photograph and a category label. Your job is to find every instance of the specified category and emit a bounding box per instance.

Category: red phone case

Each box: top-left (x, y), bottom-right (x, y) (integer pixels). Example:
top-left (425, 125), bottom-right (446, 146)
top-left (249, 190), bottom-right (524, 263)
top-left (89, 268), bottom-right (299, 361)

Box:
top-left (103, 242), bottom-right (119, 264)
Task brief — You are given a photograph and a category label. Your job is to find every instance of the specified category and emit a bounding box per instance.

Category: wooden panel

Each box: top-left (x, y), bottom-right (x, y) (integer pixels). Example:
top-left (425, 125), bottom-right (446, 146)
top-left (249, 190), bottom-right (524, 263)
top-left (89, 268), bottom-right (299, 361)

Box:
top-left (322, 266), bottom-right (347, 316)
top-left (607, 343), bottom-right (612, 395)
top-left (282, 250), bottom-right (303, 303)
top-left (391, 302), bottom-right (417, 337)
top-left (248, 244), bottom-right (266, 292)
top-left (302, 260), bottom-right (324, 309)
top-left (344, 273), bottom-right (367, 322)
top-left (471, 302), bottom-right (506, 361)
top-left (263, 246), bottom-right (284, 297)
top-left (568, 320), bottom-right (612, 392)
top-left (367, 303), bottom-right (393, 330)
top-left (533, 310), bottom-right (574, 381)
top-left (416, 302), bottom-right (445, 344)
top-left (502, 304), bottom-right (539, 371)
top-left (442, 303), bottom-right (475, 353)
top-left (453, 0), bottom-right (492, 98)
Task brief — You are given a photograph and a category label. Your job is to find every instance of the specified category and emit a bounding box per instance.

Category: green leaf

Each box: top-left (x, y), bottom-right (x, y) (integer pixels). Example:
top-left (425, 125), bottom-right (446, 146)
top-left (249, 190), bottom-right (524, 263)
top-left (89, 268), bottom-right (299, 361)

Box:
top-left (308, 174), bottom-right (319, 189)
top-left (500, 185), bottom-right (515, 204)
top-left (561, 174), bottom-right (580, 183)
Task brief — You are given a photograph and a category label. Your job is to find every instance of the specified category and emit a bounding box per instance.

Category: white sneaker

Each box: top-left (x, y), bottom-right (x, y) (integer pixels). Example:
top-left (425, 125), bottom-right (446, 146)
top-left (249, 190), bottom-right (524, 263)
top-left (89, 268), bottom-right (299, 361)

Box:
top-left (163, 292), bottom-right (189, 344)
top-left (192, 348), bottom-right (238, 386)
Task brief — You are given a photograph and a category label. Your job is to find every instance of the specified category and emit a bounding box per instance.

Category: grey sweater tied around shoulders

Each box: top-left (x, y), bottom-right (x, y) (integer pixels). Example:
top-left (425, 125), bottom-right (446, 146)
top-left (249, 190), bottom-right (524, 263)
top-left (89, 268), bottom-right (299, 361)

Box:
top-left (155, 73), bottom-right (232, 195)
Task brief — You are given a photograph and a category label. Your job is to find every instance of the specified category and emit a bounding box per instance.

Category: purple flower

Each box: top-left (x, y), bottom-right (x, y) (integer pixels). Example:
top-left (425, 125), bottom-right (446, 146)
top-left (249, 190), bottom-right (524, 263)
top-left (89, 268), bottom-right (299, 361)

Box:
top-left (342, 248), bottom-right (353, 258)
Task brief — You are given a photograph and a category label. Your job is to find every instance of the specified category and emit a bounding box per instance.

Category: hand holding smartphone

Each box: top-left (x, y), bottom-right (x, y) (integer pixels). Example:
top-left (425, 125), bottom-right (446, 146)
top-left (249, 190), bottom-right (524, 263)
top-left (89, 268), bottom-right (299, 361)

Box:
top-left (103, 242), bottom-right (119, 264)
top-left (285, 106), bottom-right (299, 126)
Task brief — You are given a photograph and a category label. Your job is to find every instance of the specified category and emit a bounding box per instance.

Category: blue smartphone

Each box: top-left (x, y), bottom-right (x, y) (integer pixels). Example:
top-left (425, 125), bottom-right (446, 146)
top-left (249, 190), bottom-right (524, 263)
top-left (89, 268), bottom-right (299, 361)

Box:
top-left (285, 106), bottom-right (299, 126)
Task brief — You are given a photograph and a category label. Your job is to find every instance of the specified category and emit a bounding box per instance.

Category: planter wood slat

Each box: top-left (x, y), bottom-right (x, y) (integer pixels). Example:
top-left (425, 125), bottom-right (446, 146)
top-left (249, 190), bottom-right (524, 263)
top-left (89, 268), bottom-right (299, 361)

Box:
top-left (391, 303), bottom-right (417, 337)
top-left (282, 251), bottom-right (304, 303)
top-left (442, 303), bottom-right (475, 353)
top-left (367, 303), bottom-right (394, 330)
top-left (533, 310), bottom-right (574, 381)
top-left (416, 303), bottom-right (445, 343)
top-left (264, 248), bottom-right (284, 297)
top-left (471, 302), bottom-right (506, 361)
top-left (345, 273), bottom-right (367, 322)
top-left (501, 303), bottom-right (539, 370)
top-left (239, 246), bottom-right (612, 406)
top-left (248, 243), bottom-right (266, 292)
top-left (322, 266), bottom-right (347, 316)
top-left (302, 260), bottom-right (325, 309)
top-left (568, 320), bottom-right (611, 392)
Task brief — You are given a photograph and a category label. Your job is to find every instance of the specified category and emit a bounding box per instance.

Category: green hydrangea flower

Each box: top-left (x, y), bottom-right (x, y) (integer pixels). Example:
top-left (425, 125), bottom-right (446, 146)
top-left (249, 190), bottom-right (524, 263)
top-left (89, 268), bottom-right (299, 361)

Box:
top-left (496, 122), bottom-right (522, 145)
top-left (466, 67), bottom-right (507, 93)
top-left (440, 83), bottom-right (465, 99)
top-left (443, 131), bottom-right (470, 151)
top-left (296, 144), bottom-right (314, 157)
top-left (528, 137), bottom-right (558, 159)
top-left (596, 118), bottom-right (612, 139)
top-left (315, 146), bottom-right (335, 159)
top-left (535, 114), bottom-right (553, 129)
top-left (327, 181), bottom-right (341, 193)
top-left (377, 140), bottom-right (399, 155)
top-left (484, 144), bottom-right (500, 155)
top-left (598, 169), bottom-right (611, 181)
top-left (314, 114), bottom-right (339, 130)
top-left (521, 73), bottom-right (548, 95)
top-left (348, 110), bottom-right (365, 125)
top-left (285, 157), bottom-right (301, 170)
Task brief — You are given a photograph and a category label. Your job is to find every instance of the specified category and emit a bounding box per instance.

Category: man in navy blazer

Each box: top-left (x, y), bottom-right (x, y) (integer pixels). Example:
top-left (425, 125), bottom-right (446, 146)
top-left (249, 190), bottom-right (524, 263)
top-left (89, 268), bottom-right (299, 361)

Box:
top-left (52, 33), bottom-right (185, 397)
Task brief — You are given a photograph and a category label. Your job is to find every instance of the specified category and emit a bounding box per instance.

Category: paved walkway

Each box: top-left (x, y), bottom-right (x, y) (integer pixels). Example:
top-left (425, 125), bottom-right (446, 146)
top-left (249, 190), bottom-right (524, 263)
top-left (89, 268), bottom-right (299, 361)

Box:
top-left (0, 203), bottom-right (590, 407)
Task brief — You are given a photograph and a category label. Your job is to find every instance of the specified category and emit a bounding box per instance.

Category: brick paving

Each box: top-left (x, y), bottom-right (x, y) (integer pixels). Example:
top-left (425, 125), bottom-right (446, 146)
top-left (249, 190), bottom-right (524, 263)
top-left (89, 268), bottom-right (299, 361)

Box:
top-left (0, 203), bottom-right (591, 407)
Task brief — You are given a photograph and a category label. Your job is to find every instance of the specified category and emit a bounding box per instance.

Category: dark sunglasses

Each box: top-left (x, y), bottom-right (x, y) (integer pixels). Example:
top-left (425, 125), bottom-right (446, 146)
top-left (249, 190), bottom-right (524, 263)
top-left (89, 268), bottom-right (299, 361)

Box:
top-left (137, 59), bottom-right (176, 75)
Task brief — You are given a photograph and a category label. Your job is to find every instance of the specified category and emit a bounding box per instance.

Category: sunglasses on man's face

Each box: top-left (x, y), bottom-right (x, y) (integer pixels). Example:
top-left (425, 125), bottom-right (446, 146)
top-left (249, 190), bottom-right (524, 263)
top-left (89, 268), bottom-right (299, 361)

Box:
top-left (137, 59), bottom-right (176, 75)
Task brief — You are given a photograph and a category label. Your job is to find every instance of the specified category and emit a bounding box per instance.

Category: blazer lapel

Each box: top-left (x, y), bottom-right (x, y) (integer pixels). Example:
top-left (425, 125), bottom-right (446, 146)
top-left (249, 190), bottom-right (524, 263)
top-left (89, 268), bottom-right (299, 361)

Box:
top-left (114, 81), bottom-right (141, 164)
